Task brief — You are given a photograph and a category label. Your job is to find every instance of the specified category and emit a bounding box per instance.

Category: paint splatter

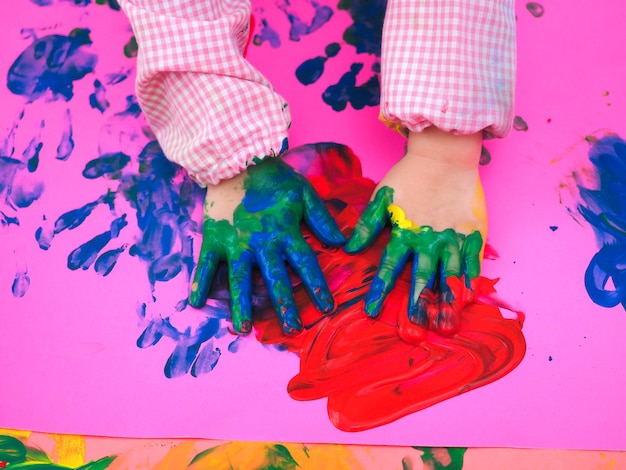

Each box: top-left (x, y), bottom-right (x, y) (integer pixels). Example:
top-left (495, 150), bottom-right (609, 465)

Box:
top-left (513, 116), bottom-right (529, 131)
top-left (296, 56), bottom-right (328, 85)
top-left (56, 109), bottom-right (74, 160)
top-left (277, 0), bottom-right (334, 42)
top-left (480, 146), bottom-right (491, 165)
top-left (338, 0), bottom-right (386, 56)
top-left (414, 447), bottom-right (466, 470)
top-left (577, 136), bottom-right (626, 309)
top-left (12, 268), bottom-right (31, 298)
top-left (295, 42), bottom-right (341, 85)
top-left (526, 2), bottom-right (544, 18)
top-left (7, 29), bottom-right (97, 102)
top-left (123, 36), bottom-right (138, 58)
top-left (89, 79), bottom-right (109, 113)
top-left (253, 19), bottom-right (281, 48)
top-left (30, 0), bottom-right (120, 8)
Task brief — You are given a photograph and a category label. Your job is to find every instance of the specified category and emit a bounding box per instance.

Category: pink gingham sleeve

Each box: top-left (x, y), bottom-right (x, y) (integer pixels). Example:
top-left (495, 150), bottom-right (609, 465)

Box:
top-left (380, 0), bottom-right (516, 138)
top-left (117, 0), bottom-right (291, 186)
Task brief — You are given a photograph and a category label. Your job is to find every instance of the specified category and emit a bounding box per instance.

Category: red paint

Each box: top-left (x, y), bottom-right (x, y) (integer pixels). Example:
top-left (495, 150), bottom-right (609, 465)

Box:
top-left (255, 144), bottom-right (526, 432)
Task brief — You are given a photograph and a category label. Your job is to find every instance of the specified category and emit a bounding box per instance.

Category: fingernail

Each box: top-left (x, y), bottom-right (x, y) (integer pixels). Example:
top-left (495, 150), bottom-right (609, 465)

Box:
top-left (282, 309), bottom-right (303, 335)
top-left (364, 298), bottom-right (381, 318)
top-left (237, 319), bottom-right (252, 334)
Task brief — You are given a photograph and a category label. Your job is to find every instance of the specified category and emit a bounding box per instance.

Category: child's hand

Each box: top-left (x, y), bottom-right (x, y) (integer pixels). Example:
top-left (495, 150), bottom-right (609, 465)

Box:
top-left (345, 127), bottom-right (486, 337)
top-left (189, 158), bottom-right (346, 335)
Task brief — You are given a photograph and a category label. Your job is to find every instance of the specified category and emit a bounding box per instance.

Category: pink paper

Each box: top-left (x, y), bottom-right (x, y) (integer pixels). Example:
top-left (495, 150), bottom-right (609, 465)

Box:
top-left (1, 0), bottom-right (626, 450)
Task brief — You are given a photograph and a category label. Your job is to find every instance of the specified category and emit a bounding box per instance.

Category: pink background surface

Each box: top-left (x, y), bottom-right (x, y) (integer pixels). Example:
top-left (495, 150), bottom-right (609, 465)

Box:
top-left (1, 0), bottom-right (626, 450)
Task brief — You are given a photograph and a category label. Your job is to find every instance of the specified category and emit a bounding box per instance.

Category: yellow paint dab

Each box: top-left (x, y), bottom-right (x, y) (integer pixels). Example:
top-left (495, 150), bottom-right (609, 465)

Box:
top-left (51, 434), bottom-right (85, 467)
top-left (388, 204), bottom-right (417, 229)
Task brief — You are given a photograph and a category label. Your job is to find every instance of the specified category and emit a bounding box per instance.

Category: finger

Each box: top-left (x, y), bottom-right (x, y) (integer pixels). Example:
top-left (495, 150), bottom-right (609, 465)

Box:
top-left (256, 247), bottom-right (303, 335)
top-left (461, 231), bottom-right (483, 280)
top-left (189, 246), bottom-right (219, 308)
top-left (434, 266), bottom-right (461, 336)
top-left (440, 230), bottom-right (462, 279)
top-left (228, 251), bottom-right (254, 334)
top-left (284, 238), bottom-right (334, 314)
top-left (301, 182), bottom-right (347, 246)
top-left (363, 236), bottom-right (410, 318)
top-left (408, 252), bottom-right (437, 328)
top-left (344, 186), bottom-right (393, 254)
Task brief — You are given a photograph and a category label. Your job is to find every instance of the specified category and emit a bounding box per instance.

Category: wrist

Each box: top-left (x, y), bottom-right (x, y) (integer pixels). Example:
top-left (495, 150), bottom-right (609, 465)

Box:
top-left (205, 170), bottom-right (247, 223)
top-left (406, 127), bottom-right (482, 169)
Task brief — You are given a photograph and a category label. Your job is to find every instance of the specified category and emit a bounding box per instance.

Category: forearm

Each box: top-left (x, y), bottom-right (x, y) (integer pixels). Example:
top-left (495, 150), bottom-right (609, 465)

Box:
top-left (380, 0), bottom-right (516, 138)
top-left (119, 0), bottom-right (290, 186)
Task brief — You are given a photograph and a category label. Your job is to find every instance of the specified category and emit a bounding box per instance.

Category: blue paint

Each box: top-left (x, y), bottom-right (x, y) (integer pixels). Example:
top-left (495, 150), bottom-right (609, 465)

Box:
top-left (278, 0), bottom-right (333, 41)
top-left (30, 0), bottom-right (120, 8)
top-left (24, 137), bottom-right (43, 172)
top-left (325, 42), bottom-right (340, 57)
top-left (12, 269), bottom-right (30, 298)
top-left (136, 315), bottom-right (223, 378)
top-left (94, 245), bottom-right (126, 276)
top-left (322, 63), bottom-right (380, 111)
top-left (56, 110), bottom-right (74, 160)
top-left (7, 29), bottom-right (97, 101)
top-left (253, 19), bottom-right (281, 48)
top-left (89, 79), bottom-right (109, 113)
top-left (228, 336), bottom-right (242, 353)
top-left (104, 70), bottom-right (130, 85)
top-left (338, 0), bottom-right (386, 56)
top-left (67, 215), bottom-right (127, 270)
top-left (296, 56), bottom-right (327, 85)
top-left (52, 193), bottom-right (112, 234)
top-left (1, 211), bottom-right (20, 228)
top-left (578, 136), bottom-right (626, 309)
top-left (11, 180), bottom-right (44, 208)
top-left (83, 152), bottom-right (130, 179)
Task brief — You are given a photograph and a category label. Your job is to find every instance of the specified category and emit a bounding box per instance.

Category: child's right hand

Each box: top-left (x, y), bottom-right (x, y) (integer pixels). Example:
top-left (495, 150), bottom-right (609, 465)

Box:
top-left (345, 127), bottom-right (487, 338)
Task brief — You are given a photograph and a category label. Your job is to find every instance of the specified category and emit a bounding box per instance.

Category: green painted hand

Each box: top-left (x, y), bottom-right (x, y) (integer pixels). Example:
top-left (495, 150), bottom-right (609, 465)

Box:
top-left (345, 186), bottom-right (483, 336)
top-left (189, 158), bottom-right (346, 335)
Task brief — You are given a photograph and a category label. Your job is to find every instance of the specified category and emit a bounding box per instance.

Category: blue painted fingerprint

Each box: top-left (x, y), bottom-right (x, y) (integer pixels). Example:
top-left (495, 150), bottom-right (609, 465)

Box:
top-left (94, 245), bottom-right (126, 276)
top-left (12, 270), bottom-right (31, 298)
top-left (11, 181), bottom-right (44, 208)
top-left (23, 133), bottom-right (43, 173)
top-left (56, 110), bottom-right (74, 160)
top-left (54, 199), bottom-right (101, 233)
top-left (323, 63), bottom-right (380, 111)
top-left (253, 19), bottom-right (281, 48)
top-left (1, 211), bottom-right (20, 228)
top-left (83, 152), bottom-right (130, 179)
top-left (67, 215), bottom-right (127, 270)
top-left (280, 2), bottom-right (333, 42)
top-left (296, 56), bottom-right (327, 85)
top-left (7, 29), bottom-right (97, 101)
top-left (190, 344), bottom-right (221, 377)
top-left (89, 79), bottom-right (109, 113)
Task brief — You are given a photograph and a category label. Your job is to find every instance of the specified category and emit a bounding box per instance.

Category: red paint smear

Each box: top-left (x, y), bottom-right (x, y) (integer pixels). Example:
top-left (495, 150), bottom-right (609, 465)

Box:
top-left (254, 144), bottom-right (526, 432)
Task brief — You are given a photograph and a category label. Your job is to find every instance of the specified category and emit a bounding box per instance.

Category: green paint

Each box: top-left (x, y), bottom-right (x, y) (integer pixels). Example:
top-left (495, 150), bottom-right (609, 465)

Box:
top-left (190, 158), bottom-right (345, 334)
top-left (263, 444), bottom-right (299, 470)
top-left (0, 435), bottom-right (115, 469)
top-left (413, 447), bottom-right (467, 470)
top-left (0, 435), bottom-right (26, 463)
top-left (345, 186), bottom-right (483, 321)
